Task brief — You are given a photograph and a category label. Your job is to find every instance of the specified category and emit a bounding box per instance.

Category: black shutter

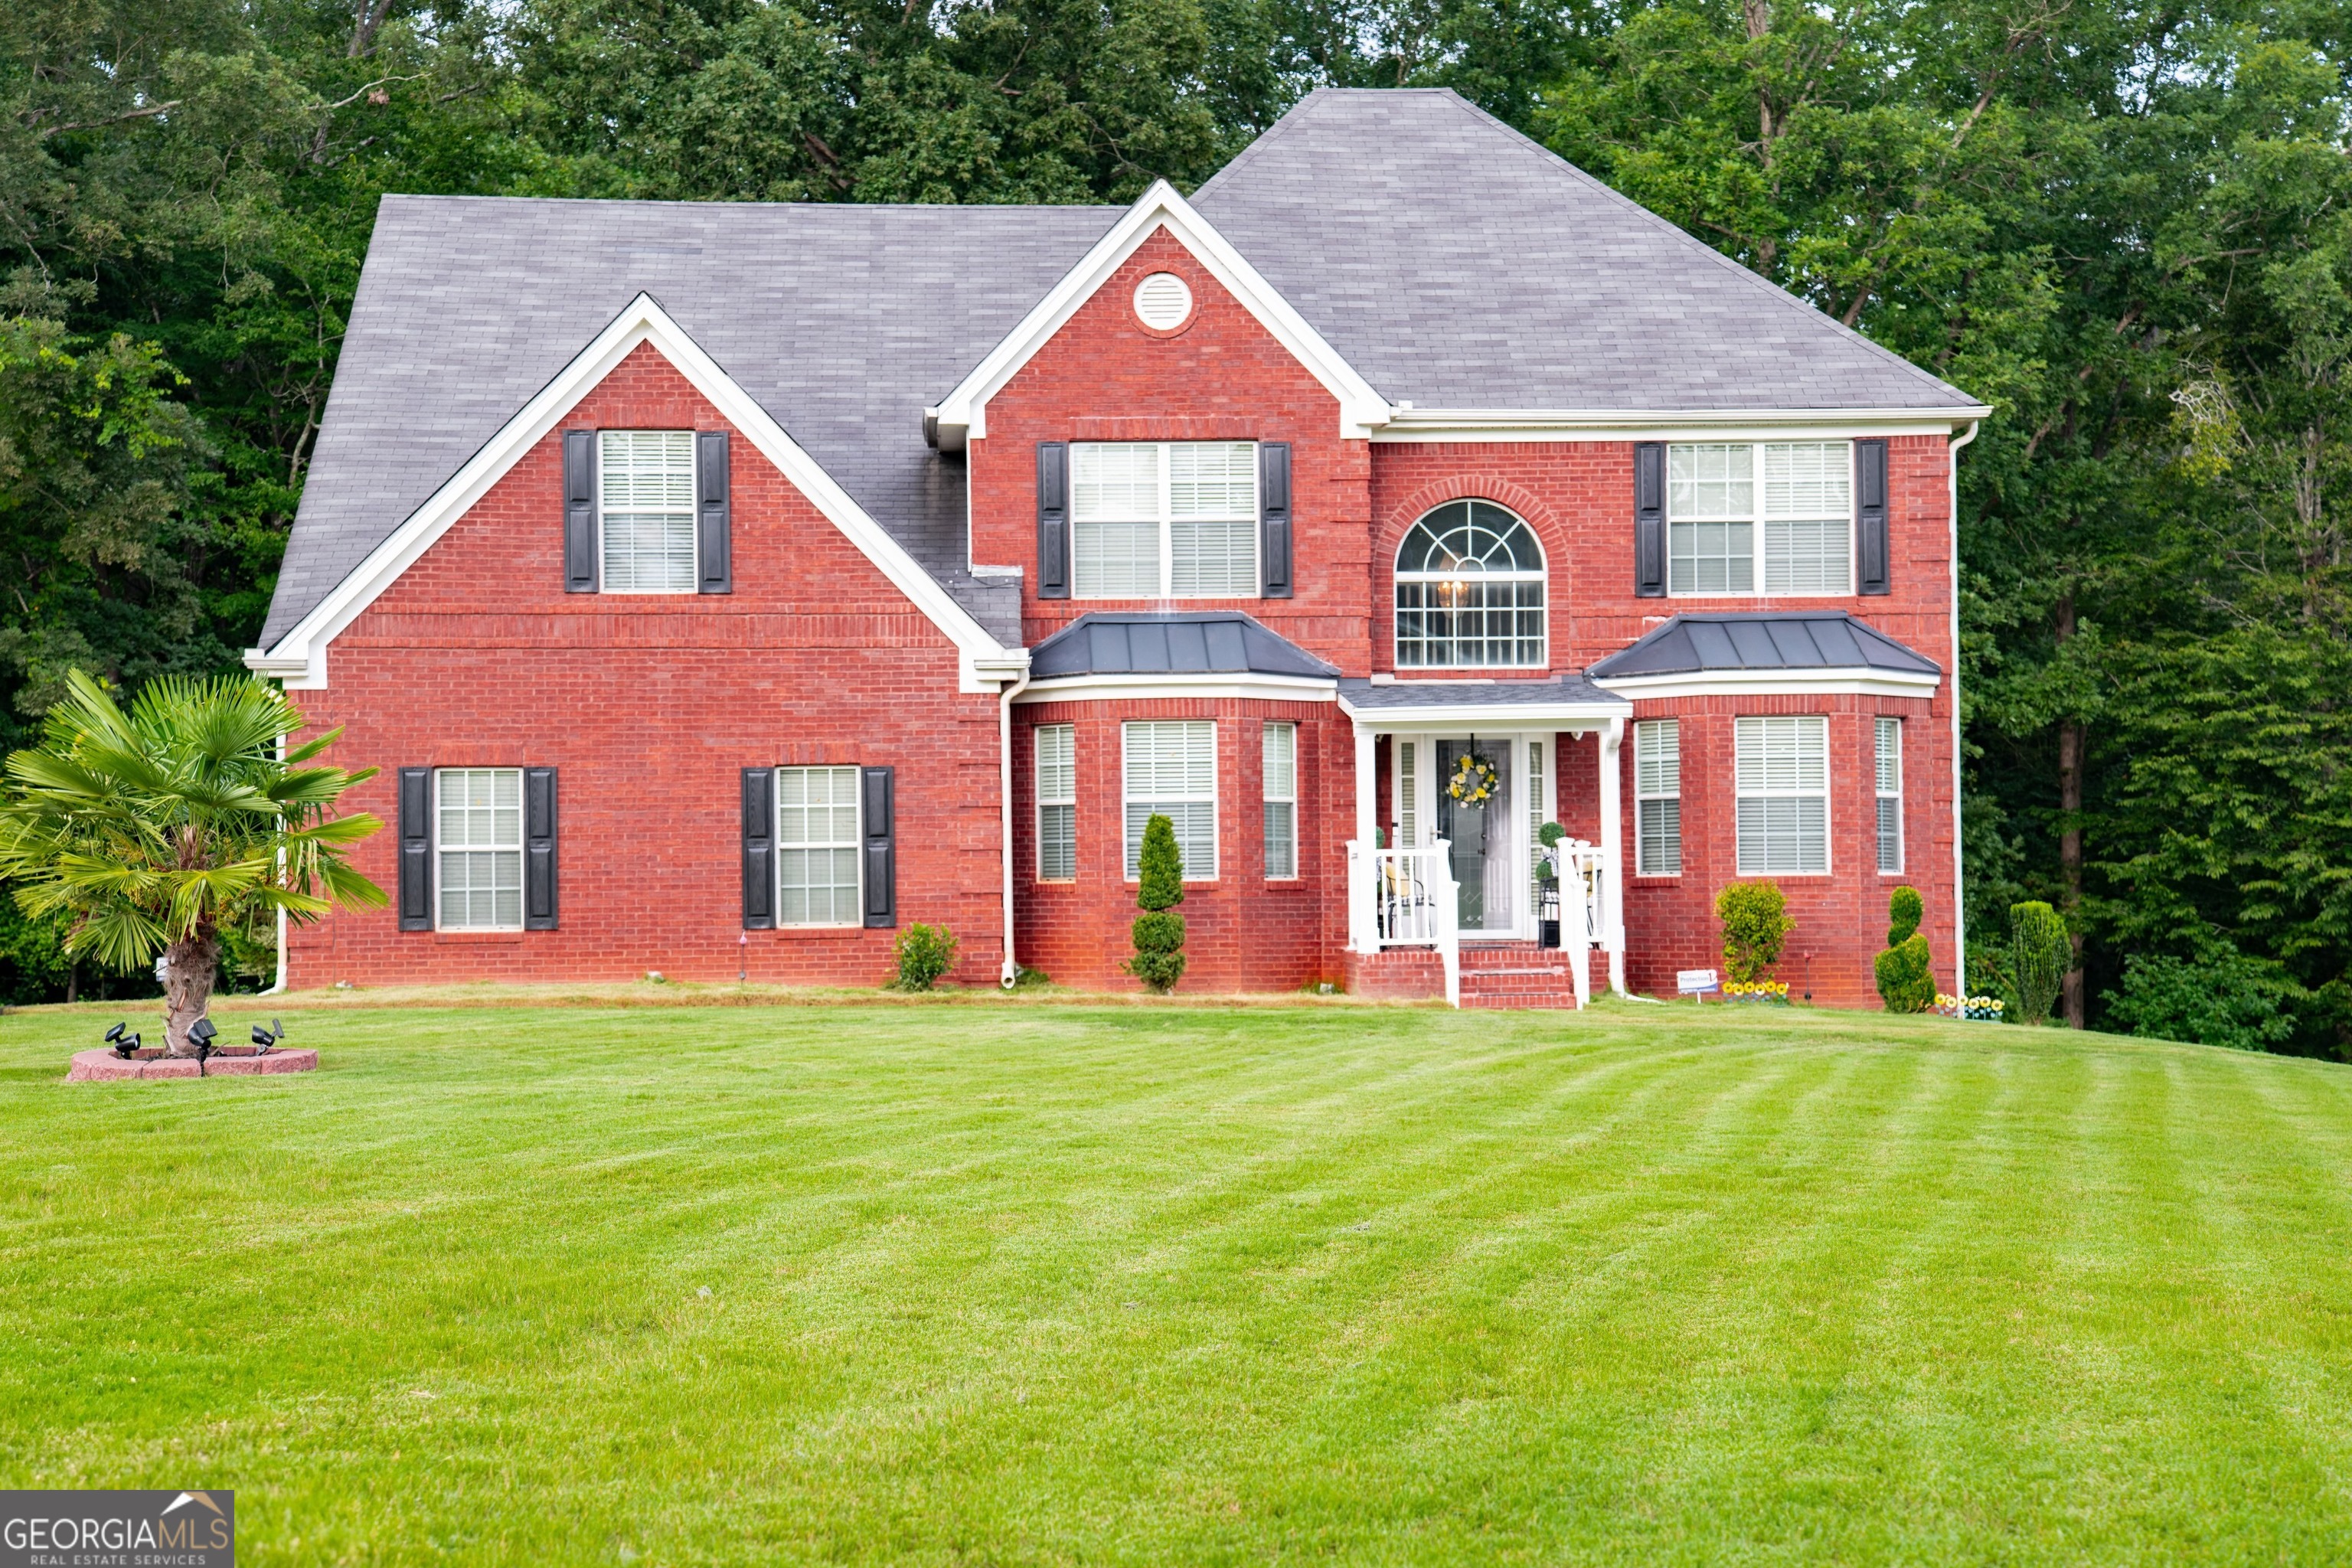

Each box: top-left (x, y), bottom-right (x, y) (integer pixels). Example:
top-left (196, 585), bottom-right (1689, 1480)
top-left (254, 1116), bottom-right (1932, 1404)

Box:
top-left (1259, 442), bottom-right (1293, 598)
top-left (564, 430), bottom-right (597, 593)
top-left (697, 431), bottom-right (732, 594)
top-left (524, 766), bottom-right (558, 930)
top-left (1856, 438), bottom-right (1890, 595)
top-left (1634, 441), bottom-right (1666, 597)
top-left (742, 768), bottom-right (774, 930)
top-left (398, 767), bottom-right (432, 931)
top-left (1036, 441), bottom-right (1069, 599)
top-left (862, 766), bottom-right (896, 928)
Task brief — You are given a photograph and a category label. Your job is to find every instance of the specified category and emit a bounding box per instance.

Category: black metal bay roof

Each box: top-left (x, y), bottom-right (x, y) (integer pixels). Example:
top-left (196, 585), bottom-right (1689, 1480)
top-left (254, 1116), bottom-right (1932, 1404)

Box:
top-left (1586, 612), bottom-right (1941, 680)
top-left (1028, 612), bottom-right (1339, 681)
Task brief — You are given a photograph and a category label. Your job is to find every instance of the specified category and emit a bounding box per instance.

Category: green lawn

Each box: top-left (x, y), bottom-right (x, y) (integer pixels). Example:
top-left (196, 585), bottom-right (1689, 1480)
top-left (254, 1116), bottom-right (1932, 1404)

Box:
top-left (5, 997), bottom-right (2351, 1565)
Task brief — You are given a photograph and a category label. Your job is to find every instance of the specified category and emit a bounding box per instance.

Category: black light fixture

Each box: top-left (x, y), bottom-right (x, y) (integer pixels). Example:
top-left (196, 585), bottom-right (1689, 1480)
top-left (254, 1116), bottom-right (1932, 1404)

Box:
top-left (188, 1016), bottom-right (217, 1073)
top-left (103, 1021), bottom-right (142, 1059)
top-left (250, 1017), bottom-right (286, 1054)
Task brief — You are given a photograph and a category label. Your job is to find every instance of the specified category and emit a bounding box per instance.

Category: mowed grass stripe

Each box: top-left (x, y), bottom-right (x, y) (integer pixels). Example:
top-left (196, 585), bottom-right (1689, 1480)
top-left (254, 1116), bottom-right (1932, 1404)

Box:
top-left (5, 1002), bottom-right (2352, 1565)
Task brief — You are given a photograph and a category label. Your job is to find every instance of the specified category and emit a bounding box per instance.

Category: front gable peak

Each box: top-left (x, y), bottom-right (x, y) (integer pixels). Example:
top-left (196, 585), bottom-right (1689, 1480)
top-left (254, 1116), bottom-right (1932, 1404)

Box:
top-left (925, 181), bottom-right (1393, 449)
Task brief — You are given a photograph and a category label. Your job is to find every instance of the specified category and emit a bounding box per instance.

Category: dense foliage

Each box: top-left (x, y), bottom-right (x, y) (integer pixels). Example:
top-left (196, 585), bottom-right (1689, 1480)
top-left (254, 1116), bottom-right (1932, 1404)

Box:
top-left (4, 0), bottom-right (2347, 1049)
top-left (1876, 887), bottom-right (1934, 1011)
top-left (1716, 879), bottom-right (1793, 983)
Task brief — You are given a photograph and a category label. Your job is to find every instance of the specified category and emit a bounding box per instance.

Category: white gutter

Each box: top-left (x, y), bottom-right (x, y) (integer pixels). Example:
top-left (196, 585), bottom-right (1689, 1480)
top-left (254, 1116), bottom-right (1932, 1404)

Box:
top-left (991, 657), bottom-right (1034, 987)
top-left (1948, 419), bottom-right (1980, 998)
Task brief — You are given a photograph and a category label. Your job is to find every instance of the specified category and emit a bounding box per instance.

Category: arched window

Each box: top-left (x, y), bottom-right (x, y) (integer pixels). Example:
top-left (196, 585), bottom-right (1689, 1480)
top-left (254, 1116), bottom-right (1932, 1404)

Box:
top-left (1393, 501), bottom-right (1548, 668)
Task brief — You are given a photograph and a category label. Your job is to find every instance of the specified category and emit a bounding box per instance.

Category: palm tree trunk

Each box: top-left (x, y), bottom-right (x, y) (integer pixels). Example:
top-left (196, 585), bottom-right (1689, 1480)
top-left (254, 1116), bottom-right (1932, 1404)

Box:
top-left (162, 930), bottom-right (220, 1055)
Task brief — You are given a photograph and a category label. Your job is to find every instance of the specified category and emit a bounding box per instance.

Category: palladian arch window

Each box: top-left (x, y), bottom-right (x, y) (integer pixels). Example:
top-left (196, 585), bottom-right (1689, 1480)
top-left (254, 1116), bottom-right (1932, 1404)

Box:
top-left (1393, 501), bottom-right (1548, 668)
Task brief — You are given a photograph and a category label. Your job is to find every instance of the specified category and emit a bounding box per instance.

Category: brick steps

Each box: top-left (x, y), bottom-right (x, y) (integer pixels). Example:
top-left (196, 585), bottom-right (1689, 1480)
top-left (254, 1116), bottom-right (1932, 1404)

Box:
top-left (1458, 942), bottom-right (1582, 1010)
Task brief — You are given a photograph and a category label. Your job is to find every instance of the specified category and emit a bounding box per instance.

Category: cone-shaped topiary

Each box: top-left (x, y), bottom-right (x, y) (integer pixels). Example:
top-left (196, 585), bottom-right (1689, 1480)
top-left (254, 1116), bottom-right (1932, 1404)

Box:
top-left (1887, 885), bottom-right (1923, 948)
top-left (1125, 813), bottom-right (1187, 992)
top-left (2011, 901), bottom-right (2068, 1024)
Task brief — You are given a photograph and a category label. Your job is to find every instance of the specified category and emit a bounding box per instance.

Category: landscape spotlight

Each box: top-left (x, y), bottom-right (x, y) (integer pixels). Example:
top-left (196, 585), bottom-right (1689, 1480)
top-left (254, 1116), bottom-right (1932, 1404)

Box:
top-left (103, 1021), bottom-right (141, 1059)
top-left (188, 1017), bottom-right (218, 1067)
top-left (251, 1017), bottom-right (286, 1053)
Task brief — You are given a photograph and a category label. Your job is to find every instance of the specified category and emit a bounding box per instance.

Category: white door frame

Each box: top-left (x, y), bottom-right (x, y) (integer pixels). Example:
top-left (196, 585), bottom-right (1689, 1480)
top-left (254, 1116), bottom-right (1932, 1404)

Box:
top-left (1390, 730), bottom-right (1552, 942)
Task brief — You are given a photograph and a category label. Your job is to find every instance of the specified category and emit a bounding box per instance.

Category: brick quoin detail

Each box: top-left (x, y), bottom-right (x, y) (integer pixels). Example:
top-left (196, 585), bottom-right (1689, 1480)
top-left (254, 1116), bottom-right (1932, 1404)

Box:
top-left (289, 343), bottom-right (1003, 989)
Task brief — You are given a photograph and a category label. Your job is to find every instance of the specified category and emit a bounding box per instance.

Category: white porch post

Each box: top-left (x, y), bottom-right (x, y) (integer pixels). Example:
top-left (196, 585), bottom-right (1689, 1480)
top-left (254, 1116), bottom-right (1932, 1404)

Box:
top-left (1351, 722), bottom-right (1379, 954)
top-left (1598, 717), bottom-right (1628, 994)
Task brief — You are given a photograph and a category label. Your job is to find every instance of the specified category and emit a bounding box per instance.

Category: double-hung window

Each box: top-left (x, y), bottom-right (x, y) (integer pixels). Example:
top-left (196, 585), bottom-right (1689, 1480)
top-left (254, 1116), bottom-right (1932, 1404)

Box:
top-left (1876, 717), bottom-right (1903, 873)
top-left (1635, 720), bottom-right (1681, 876)
top-left (1668, 442), bottom-right (1852, 596)
top-left (1037, 724), bottom-right (1076, 881)
top-left (1072, 442), bottom-right (1257, 597)
top-left (776, 766), bottom-right (862, 925)
top-left (437, 768), bottom-right (522, 929)
top-left (1263, 722), bottom-right (1297, 880)
top-left (1735, 716), bottom-right (1829, 874)
top-left (1124, 720), bottom-right (1217, 880)
top-left (599, 430), bottom-right (698, 593)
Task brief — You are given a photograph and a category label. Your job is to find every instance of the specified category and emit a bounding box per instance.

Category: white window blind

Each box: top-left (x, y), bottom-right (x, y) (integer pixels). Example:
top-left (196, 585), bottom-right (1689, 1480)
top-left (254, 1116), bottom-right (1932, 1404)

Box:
top-left (1876, 717), bottom-right (1903, 874)
top-left (599, 430), bottom-right (697, 593)
top-left (1263, 722), bottom-right (1297, 879)
top-left (1635, 720), bottom-right (1681, 876)
top-left (1527, 740), bottom-right (1547, 914)
top-left (1124, 720), bottom-right (1217, 880)
top-left (1668, 442), bottom-right (1854, 596)
top-left (437, 768), bottom-right (522, 929)
top-left (1073, 442), bottom-right (1256, 597)
top-left (1736, 716), bottom-right (1828, 874)
top-left (1037, 724), bottom-right (1076, 881)
top-left (1396, 739), bottom-right (1417, 849)
top-left (776, 766), bottom-right (861, 925)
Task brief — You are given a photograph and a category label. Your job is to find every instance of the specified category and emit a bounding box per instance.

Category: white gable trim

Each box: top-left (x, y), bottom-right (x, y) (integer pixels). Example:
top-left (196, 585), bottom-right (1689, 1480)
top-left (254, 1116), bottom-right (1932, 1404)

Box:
top-left (246, 294), bottom-right (1017, 692)
top-left (926, 181), bottom-right (1393, 447)
top-left (1370, 407), bottom-right (1993, 443)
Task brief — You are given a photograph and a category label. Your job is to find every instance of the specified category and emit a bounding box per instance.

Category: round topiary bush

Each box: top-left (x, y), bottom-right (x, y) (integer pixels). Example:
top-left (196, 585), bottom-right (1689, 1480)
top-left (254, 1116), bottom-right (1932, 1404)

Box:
top-left (1887, 885), bottom-right (1923, 948)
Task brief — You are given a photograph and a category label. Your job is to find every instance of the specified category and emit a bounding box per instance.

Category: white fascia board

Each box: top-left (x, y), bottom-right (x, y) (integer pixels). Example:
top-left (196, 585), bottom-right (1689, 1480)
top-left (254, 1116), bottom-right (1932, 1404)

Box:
top-left (1592, 668), bottom-right (1942, 701)
top-left (1370, 407), bottom-right (1993, 443)
top-left (248, 294), bottom-right (1014, 693)
top-left (1014, 672), bottom-right (1338, 705)
top-left (928, 181), bottom-right (1393, 444)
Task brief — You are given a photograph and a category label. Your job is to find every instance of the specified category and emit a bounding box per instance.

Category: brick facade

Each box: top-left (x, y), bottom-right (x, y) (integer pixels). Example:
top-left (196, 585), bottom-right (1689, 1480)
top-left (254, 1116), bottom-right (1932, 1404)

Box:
top-left (291, 237), bottom-right (1964, 1008)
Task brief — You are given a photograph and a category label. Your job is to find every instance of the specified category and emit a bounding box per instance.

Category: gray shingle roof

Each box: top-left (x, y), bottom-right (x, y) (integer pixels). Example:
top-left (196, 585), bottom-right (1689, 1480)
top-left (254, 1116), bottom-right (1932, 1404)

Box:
top-left (263, 89), bottom-right (1981, 651)
top-left (260, 198), bottom-right (1119, 647)
top-left (1029, 612), bottom-right (1338, 680)
top-left (1191, 90), bottom-right (1978, 414)
top-left (1586, 612), bottom-right (1942, 679)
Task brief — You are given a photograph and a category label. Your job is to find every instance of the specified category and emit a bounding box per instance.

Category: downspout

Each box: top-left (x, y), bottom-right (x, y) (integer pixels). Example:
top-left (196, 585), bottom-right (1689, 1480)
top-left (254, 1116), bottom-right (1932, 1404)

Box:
top-left (1948, 419), bottom-right (1979, 999)
top-left (998, 662), bottom-right (1033, 987)
top-left (263, 697), bottom-right (289, 997)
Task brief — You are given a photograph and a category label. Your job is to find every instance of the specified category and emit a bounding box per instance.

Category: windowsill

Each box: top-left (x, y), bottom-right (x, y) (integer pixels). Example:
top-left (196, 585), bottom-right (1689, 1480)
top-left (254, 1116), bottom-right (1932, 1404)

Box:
top-left (768, 924), bottom-right (868, 936)
top-left (436, 929), bottom-right (523, 942)
top-left (1034, 878), bottom-right (1076, 887)
top-left (1664, 591), bottom-right (1856, 600)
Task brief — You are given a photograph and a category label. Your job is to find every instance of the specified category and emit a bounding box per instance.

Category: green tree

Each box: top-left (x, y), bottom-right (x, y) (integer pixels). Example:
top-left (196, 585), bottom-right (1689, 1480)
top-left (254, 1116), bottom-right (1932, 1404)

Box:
top-left (1125, 812), bottom-right (1187, 992)
top-left (0, 669), bottom-right (385, 1050)
top-left (1716, 880), bottom-right (1792, 985)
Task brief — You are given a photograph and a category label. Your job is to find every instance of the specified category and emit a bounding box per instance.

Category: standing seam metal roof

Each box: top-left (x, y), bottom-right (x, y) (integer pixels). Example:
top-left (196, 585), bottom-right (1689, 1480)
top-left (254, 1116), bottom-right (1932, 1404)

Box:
top-left (1585, 612), bottom-right (1942, 679)
top-left (1028, 612), bottom-right (1339, 680)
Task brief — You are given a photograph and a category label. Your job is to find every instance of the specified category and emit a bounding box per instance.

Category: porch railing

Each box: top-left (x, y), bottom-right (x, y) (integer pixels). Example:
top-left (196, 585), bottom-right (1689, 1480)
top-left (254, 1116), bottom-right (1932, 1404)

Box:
top-left (1547, 840), bottom-right (1615, 1007)
top-left (1348, 840), bottom-right (1460, 1008)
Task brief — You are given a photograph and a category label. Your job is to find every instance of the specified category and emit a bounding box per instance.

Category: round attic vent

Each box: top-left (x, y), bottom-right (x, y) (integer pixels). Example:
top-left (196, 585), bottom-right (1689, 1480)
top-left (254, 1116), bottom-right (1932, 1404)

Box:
top-left (1133, 271), bottom-right (1194, 331)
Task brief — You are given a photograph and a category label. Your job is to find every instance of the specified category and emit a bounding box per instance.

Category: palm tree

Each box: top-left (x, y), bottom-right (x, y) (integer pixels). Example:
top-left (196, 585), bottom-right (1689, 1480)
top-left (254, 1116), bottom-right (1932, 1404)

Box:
top-left (0, 669), bottom-right (385, 1052)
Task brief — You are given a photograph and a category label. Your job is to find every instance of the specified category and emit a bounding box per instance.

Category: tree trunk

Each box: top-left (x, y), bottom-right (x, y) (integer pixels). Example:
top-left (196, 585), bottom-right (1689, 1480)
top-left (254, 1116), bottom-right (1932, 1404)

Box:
top-left (2056, 590), bottom-right (2086, 1029)
top-left (162, 929), bottom-right (220, 1055)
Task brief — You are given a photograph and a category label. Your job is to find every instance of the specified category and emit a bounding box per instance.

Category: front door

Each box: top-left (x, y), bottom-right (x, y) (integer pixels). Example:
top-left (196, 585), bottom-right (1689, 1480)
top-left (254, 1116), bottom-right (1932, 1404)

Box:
top-left (1435, 739), bottom-right (1513, 933)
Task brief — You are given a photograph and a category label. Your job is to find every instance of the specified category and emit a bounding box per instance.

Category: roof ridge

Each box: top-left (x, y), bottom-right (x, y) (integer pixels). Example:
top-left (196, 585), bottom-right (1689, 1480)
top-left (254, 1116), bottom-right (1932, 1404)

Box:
top-left (1429, 94), bottom-right (1973, 407)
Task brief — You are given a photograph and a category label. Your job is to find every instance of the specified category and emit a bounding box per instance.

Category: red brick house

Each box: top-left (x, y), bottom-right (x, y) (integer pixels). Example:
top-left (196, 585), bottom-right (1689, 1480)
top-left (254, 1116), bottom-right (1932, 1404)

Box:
top-left (249, 90), bottom-right (1986, 1008)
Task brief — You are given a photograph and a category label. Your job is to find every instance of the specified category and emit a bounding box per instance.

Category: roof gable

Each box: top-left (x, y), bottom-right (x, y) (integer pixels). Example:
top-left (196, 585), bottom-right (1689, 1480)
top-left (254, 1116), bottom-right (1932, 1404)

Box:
top-left (251, 292), bottom-right (1024, 690)
top-left (925, 180), bottom-right (1390, 446)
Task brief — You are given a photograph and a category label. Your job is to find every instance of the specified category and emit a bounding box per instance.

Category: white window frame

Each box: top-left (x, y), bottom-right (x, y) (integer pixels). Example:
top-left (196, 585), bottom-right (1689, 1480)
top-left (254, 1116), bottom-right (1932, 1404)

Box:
top-left (1735, 716), bottom-right (1831, 876)
top-left (1122, 720), bottom-right (1218, 882)
top-left (596, 430), bottom-right (700, 595)
top-left (1072, 441), bottom-right (1259, 599)
top-left (434, 767), bottom-right (524, 932)
top-left (1876, 717), bottom-right (1904, 874)
top-left (1263, 721), bottom-right (1298, 880)
top-left (1635, 720), bottom-right (1681, 877)
top-left (1393, 501), bottom-right (1550, 669)
top-left (1667, 442), bottom-right (1855, 598)
top-left (773, 766), bottom-right (864, 927)
top-left (1036, 724), bottom-right (1076, 883)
